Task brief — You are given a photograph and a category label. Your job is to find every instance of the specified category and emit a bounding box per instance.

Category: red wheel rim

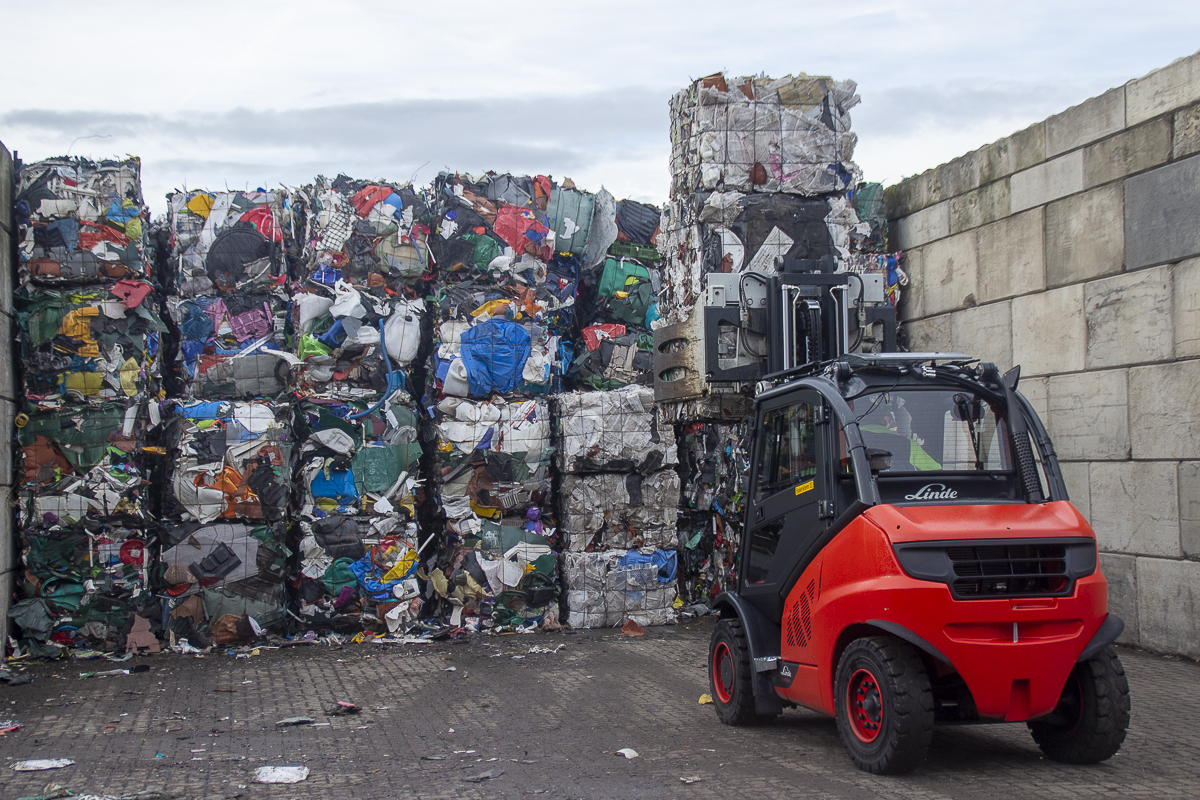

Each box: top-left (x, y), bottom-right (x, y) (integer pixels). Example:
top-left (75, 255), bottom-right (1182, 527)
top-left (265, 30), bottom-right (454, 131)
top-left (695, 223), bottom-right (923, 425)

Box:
top-left (712, 641), bottom-right (734, 704)
top-left (847, 668), bottom-right (884, 743)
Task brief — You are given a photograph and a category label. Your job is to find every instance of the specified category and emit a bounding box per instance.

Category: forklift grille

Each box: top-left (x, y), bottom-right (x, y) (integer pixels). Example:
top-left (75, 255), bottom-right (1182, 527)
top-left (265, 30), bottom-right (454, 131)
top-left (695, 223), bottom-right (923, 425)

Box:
top-left (946, 543), bottom-right (1070, 598)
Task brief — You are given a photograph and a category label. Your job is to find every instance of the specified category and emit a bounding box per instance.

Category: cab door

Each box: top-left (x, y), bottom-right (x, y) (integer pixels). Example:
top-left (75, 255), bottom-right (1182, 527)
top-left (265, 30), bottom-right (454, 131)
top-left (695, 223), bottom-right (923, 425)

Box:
top-left (740, 390), bottom-right (831, 623)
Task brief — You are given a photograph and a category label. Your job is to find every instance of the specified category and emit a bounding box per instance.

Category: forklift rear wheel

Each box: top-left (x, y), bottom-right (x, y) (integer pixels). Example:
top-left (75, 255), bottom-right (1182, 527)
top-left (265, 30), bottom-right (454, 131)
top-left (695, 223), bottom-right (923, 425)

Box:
top-left (1028, 646), bottom-right (1130, 763)
top-left (834, 636), bottom-right (934, 774)
top-left (709, 618), bottom-right (773, 726)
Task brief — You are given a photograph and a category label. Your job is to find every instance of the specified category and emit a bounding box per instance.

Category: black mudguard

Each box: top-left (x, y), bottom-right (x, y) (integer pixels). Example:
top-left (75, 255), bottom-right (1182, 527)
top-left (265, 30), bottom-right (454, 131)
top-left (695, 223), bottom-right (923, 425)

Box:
top-left (1078, 613), bottom-right (1124, 662)
top-left (713, 592), bottom-right (786, 715)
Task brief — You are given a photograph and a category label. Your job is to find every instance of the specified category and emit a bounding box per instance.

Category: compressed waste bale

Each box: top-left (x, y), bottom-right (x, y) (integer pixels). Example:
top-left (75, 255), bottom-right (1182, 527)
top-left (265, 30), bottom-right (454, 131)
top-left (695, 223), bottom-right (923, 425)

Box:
top-left (571, 253), bottom-right (659, 390)
top-left (291, 174), bottom-right (434, 292)
top-left (166, 190), bottom-right (295, 400)
top-left (562, 549), bottom-right (678, 628)
top-left (558, 470), bottom-right (680, 552)
top-left (162, 400), bottom-right (292, 524)
top-left (17, 401), bottom-right (153, 521)
top-left (552, 386), bottom-right (677, 474)
top-left (15, 282), bottom-right (165, 402)
top-left (292, 514), bottom-right (425, 635)
top-left (10, 518), bottom-right (161, 655)
top-left (14, 157), bottom-right (150, 287)
top-left (158, 521), bottom-right (291, 645)
top-left (668, 72), bottom-right (861, 198)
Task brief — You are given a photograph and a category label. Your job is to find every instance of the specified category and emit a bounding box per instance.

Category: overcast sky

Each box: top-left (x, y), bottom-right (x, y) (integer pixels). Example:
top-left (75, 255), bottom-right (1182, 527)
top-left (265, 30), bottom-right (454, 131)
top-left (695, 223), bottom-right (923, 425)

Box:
top-left (3, 1), bottom-right (1197, 216)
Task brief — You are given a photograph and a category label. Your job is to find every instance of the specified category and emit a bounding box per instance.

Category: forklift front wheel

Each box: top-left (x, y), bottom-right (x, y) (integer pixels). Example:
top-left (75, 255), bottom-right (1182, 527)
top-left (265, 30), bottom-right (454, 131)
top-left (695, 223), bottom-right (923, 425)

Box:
top-left (1028, 646), bottom-right (1131, 764)
top-left (709, 618), bottom-right (772, 726)
top-left (834, 636), bottom-right (934, 774)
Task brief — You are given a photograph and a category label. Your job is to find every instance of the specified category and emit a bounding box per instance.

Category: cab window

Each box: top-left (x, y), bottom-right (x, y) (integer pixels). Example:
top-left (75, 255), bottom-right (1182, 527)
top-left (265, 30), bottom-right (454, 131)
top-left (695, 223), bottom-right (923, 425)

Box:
top-left (755, 402), bottom-right (817, 501)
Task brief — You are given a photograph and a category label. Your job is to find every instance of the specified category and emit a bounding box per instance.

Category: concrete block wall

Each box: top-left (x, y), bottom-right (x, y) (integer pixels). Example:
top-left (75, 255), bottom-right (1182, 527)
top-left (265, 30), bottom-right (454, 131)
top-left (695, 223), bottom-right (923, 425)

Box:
top-left (886, 49), bottom-right (1200, 659)
top-left (0, 140), bottom-right (13, 642)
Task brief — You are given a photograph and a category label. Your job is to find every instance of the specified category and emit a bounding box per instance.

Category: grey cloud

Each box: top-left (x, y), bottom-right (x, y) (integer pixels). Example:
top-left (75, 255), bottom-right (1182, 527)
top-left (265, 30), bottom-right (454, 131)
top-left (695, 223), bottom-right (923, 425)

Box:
top-left (1, 87), bottom-right (670, 178)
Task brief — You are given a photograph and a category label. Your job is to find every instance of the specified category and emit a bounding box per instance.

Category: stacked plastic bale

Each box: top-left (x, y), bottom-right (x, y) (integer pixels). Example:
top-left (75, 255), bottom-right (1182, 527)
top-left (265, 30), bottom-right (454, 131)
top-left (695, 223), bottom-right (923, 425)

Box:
top-left (553, 385), bottom-right (680, 627)
top-left (656, 72), bottom-right (867, 609)
top-left (9, 157), bottom-right (164, 655)
top-left (657, 72), bottom-right (864, 326)
top-left (675, 421), bottom-right (751, 613)
top-left (570, 193), bottom-right (662, 390)
top-left (421, 172), bottom-right (589, 632)
top-left (158, 190), bottom-right (297, 648)
top-left (847, 181), bottom-right (910, 314)
top-left (284, 176), bottom-right (432, 635)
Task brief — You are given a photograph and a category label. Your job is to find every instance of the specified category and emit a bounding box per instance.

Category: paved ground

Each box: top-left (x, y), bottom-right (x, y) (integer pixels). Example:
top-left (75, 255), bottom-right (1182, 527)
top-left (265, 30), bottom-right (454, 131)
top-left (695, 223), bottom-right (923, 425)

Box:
top-left (1, 619), bottom-right (1196, 800)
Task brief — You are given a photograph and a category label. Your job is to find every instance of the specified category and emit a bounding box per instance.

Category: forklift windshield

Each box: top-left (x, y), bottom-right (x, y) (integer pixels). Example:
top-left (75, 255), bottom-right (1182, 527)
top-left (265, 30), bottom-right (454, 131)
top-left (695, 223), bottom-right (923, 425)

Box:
top-left (846, 389), bottom-right (1012, 474)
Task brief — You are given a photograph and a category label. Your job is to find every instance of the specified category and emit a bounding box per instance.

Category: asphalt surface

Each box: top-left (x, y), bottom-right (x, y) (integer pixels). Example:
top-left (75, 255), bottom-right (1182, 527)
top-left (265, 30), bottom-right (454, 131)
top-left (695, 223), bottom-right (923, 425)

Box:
top-left (1, 619), bottom-right (1196, 800)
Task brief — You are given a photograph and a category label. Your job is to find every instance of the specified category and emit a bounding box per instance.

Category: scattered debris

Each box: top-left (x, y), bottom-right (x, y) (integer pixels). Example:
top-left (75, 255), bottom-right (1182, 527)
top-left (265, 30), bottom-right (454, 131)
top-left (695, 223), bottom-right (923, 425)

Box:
top-left (615, 748), bottom-right (640, 759)
top-left (327, 701), bottom-right (361, 716)
top-left (463, 769), bottom-right (504, 782)
top-left (252, 766), bottom-right (309, 784)
top-left (621, 619), bottom-right (645, 636)
top-left (680, 775), bottom-right (704, 784)
top-left (698, 693), bottom-right (713, 705)
top-left (12, 759), bottom-right (76, 772)
top-left (526, 644), bottom-right (566, 654)
top-left (275, 717), bottom-right (315, 727)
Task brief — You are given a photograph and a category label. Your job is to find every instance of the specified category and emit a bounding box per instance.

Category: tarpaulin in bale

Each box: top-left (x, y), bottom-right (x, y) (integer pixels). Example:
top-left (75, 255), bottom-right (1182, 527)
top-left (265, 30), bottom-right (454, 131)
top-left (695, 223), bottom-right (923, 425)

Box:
top-left (17, 401), bottom-right (151, 522)
top-left (14, 157), bottom-right (149, 287)
top-left (552, 386), bottom-right (676, 474)
top-left (545, 186), bottom-right (594, 258)
top-left (162, 400), bottom-right (292, 524)
top-left (16, 283), bottom-right (165, 402)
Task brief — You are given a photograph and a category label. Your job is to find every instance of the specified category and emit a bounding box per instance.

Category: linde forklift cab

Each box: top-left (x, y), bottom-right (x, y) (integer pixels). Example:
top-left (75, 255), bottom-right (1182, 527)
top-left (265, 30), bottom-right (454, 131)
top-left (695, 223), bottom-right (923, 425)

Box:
top-left (662, 261), bottom-right (1130, 774)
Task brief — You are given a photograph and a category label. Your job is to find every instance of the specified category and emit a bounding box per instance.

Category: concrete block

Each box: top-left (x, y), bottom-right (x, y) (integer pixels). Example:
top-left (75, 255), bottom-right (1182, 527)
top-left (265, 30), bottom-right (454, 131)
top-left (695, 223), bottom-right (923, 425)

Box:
top-left (1059, 460), bottom-right (1091, 520)
top-left (1089, 461), bottom-right (1180, 557)
top-left (0, 398), bottom-right (12, 486)
top-left (1011, 284), bottom-right (1085, 376)
top-left (1082, 118), bottom-right (1171, 189)
top-left (949, 179), bottom-right (1011, 234)
top-left (1098, 553), bottom-right (1138, 645)
top-left (903, 313), bottom-right (951, 353)
top-left (1129, 360), bottom-right (1200, 459)
top-left (1180, 461), bottom-right (1200, 558)
top-left (885, 170), bottom-right (937, 220)
top-left (1048, 370), bottom-right (1129, 461)
top-left (0, 485), bottom-right (10, 644)
top-left (921, 231), bottom-right (978, 315)
top-left (1136, 556), bottom-right (1200, 659)
top-left (1018, 375), bottom-right (1049, 425)
top-left (1173, 101), bottom-right (1200, 159)
top-left (0, 225), bottom-right (11, 315)
top-left (1084, 266), bottom-right (1173, 369)
top-left (1010, 151), bottom-right (1084, 213)
top-left (1126, 49), bottom-right (1200, 126)
top-left (1046, 87), bottom-right (1126, 157)
top-left (0, 144), bottom-right (10, 235)
top-left (934, 151), bottom-right (983, 200)
top-left (950, 300), bottom-right (1012, 370)
top-left (976, 208), bottom-right (1045, 303)
top-left (975, 122), bottom-right (1047, 186)
top-left (1045, 183), bottom-right (1125, 287)
top-left (1173, 258), bottom-right (1200, 358)
top-left (896, 247), bottom-right (924, 322)
top-left (1125, 154), bottom-right (1200, 270)
top-left (893, 201), bottom-right (949, 250)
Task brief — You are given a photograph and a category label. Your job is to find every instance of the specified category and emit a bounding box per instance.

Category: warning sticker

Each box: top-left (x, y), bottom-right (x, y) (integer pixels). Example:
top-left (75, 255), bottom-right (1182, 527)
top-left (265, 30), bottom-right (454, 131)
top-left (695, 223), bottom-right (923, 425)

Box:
top-left (795, 480), bottom-right (814, 496)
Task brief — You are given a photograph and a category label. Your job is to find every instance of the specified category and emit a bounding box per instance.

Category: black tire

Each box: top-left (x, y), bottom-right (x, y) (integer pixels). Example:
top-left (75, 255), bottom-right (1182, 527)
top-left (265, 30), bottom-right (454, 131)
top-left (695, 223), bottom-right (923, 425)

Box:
top-left (834, 636), bottom-right (934, 774)
top-left (709, 618), bottom-right (772, 726)
top-left (1028, 646), bottom-right (1130, 764)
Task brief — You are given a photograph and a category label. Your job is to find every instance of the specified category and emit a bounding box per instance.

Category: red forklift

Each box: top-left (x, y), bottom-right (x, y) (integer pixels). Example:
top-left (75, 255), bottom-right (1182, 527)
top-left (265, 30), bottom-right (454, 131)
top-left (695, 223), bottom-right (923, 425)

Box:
top-left (707, 352), bottom-right (1130, 773)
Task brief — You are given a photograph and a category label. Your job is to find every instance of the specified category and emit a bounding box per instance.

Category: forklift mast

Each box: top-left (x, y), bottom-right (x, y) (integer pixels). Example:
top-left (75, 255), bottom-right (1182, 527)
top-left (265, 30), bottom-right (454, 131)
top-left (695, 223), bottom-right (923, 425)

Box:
top-left (653, 257), bottom-right (898, 403)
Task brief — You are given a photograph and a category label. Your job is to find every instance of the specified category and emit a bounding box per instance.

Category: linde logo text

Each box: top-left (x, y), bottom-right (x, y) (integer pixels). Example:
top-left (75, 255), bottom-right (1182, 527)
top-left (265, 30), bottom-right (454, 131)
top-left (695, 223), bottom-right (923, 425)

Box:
top-left (904, 483), bottom-right (959, 501)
